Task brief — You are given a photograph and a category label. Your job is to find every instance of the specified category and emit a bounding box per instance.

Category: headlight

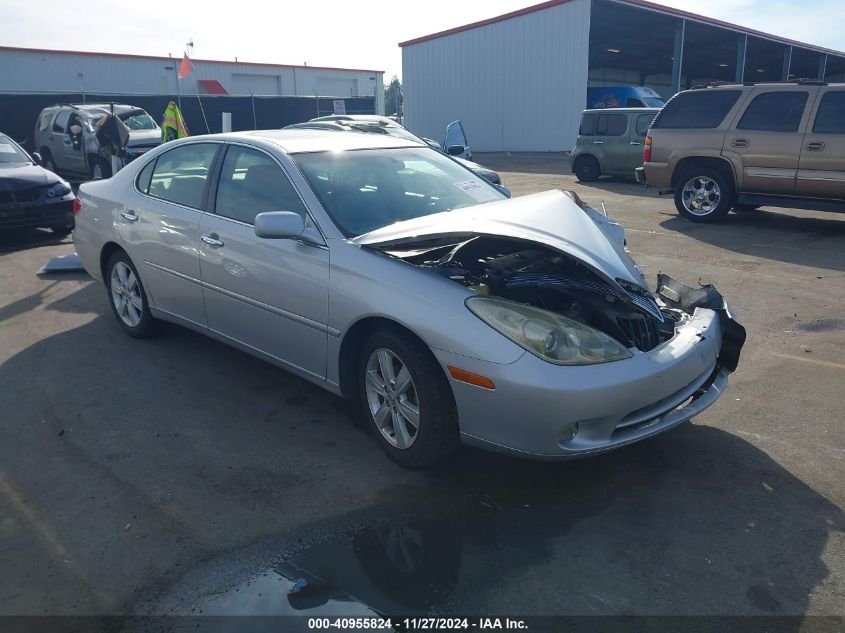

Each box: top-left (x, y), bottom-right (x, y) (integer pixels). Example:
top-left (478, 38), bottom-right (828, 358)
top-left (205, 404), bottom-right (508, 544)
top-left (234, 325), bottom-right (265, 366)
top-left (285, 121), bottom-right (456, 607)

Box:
top-left (466, 296), bottom-right (633, 365)
top-left (47, 181), bottom-right (72, 197)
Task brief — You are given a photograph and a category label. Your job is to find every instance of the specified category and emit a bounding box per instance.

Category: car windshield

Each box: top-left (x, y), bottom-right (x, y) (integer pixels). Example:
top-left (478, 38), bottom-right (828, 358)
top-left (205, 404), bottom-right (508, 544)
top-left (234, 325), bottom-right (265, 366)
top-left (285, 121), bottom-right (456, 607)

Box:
top-left (0, 134), bottom-right (32, 164)
top-left (121, 111), bottom-right (158, 130)
top-left (293, 147), bottom-right (506, 237)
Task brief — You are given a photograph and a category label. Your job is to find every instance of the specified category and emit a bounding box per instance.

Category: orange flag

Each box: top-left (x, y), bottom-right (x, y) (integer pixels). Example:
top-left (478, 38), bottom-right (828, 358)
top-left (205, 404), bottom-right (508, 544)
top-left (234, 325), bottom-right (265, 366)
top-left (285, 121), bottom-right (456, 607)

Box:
top-left (178, 53), bottom-right (194, 79)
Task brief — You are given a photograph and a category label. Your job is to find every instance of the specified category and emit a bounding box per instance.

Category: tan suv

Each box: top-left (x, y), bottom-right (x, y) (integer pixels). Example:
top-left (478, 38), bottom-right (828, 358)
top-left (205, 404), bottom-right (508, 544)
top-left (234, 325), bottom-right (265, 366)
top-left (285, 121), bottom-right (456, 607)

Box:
top-left (637, 81), bottom-right (845, 222)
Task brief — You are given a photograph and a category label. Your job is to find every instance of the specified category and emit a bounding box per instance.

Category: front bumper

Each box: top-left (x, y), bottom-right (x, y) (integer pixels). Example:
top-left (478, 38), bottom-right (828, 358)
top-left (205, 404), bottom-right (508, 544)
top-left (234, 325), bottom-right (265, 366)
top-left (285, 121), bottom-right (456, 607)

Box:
top-left (434, 277), bottom-right (745, 459)
top-left (0, 196), bottom-right (75, 230)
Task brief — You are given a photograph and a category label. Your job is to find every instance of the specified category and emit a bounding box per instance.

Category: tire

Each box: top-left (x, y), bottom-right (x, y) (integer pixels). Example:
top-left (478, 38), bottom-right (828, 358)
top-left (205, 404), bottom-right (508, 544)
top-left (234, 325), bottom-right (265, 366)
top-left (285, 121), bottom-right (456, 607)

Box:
top-left (50, 225), bottom-right (73, 237)
top-left (42, 151), bottom-right (59, 175)
top-left (674, 168), bottom-right (734, 223)
top-left (733, 203), bottom-right (760, 212)
top-left (573, 155), bottom-right (601, 182)
top-left (90, 156), bottom-right (112, 180)
top-left (358, 328), bottom-right (459, 468)
top-left (105, 250), bottom-right (159, 338)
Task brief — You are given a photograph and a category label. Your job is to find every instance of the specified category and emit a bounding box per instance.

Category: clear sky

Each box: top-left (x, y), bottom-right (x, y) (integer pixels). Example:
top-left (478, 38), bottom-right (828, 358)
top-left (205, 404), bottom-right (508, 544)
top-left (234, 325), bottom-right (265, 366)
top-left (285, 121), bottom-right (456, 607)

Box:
top-left (4, 0), bottom-right (844, 80)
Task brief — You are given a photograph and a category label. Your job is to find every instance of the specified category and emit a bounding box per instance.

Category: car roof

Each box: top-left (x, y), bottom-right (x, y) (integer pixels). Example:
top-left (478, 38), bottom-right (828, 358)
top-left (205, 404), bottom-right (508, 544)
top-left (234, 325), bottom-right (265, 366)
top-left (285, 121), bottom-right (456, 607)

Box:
top-left (312, 114), bottom-right (397, 125)
top-left (47, 103), bottom-right (145, 116)
top-left (197, 129), bottom-right (424, 153)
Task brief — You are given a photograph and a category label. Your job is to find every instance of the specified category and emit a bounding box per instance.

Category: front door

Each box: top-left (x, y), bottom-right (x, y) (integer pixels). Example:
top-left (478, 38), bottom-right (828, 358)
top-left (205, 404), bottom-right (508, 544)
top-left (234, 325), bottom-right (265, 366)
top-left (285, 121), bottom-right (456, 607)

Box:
top-left (723, 89), bottom-right (811, 194)
top-left (118, 142), bottom-right (221, 327)
top-left (62, 113), bottom-right (88, 174)
top-left (199, 144), bottom-right (329, 379)
top-left (796, 89), bottom-right (845, 199)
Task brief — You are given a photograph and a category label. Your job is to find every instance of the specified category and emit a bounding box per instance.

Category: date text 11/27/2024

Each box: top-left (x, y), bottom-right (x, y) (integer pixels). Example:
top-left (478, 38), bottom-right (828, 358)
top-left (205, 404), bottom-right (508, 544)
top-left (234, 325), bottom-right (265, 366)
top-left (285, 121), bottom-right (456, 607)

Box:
top-left (307, 617), bottom-right (529, 630)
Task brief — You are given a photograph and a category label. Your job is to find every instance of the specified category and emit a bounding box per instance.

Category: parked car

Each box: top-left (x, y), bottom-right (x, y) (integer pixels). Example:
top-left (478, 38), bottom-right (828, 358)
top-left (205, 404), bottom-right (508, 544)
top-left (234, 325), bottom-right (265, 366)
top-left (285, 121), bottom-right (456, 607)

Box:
top-left (286, 115), bottom-right (510, 194)
top-left (570, 108), bottom-right (660, 181)
top-left (34, 103), bottom-right (162, 180)
top-left (73, 130), bottom-right (744, 467)
top-left (0, 132), bottom-right (75, 235)
top-left (637, 81), bottom-right (845, 222)
top-left (587, 86), bottom-right (665, 109)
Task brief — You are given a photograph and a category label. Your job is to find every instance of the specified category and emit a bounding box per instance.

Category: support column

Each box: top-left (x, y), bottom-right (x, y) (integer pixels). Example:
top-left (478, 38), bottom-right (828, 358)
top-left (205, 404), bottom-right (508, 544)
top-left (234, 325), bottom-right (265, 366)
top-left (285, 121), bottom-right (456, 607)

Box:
top-left (671, 18), bottom-right (686, 94)
top-left (782, 46), bottom-right (793, 81)
top-left (819, 54), bottom-right (828, 81)
top-left (735, 34), bottom-right (747, 83)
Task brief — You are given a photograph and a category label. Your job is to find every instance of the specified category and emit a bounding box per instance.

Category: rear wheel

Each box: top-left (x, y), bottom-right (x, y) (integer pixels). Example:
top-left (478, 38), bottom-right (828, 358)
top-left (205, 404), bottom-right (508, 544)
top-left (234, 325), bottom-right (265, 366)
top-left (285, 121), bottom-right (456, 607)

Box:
top-left (105, 251), bottom-right (158, 338)
top-left (358, 329), bottom-right (459, 468)
top-left (573, 155), bottom-right (601, 182)
top-left (674, 168), bottom-right (734, 223)
top-left (90, 156), bottom-right (112, 180)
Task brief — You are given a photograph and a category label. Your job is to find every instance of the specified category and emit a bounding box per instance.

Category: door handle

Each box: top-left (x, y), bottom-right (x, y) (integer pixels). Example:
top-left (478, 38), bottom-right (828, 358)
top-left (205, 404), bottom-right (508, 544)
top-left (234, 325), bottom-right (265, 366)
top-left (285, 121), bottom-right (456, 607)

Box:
top-left (630, 141), bottom-right (642, 146)
top-left (731, 138), bottom-right (749, 148)
top-left (201, 234), bottom-right (224, 247)
top-left (120, 211), bottom-right (139, 222)
top-left (593, 140), bottom-right (604, 145)
top-left (805, 141), bottom-right (826, 151)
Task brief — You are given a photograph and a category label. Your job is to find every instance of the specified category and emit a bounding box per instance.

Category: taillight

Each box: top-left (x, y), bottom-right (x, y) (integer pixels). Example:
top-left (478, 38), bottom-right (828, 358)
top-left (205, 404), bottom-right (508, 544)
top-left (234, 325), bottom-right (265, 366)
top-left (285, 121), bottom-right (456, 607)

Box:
top-left (643, 136), bottom-right (652, 163)
top-left (72, 197), bottom-right (82, 215)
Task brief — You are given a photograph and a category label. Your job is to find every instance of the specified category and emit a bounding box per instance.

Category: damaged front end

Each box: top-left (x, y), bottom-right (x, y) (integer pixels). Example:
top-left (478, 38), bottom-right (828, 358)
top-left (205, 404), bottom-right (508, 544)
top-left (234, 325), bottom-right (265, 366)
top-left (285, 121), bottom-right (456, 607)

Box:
top-left (359, 190), bottom-right (745, 376)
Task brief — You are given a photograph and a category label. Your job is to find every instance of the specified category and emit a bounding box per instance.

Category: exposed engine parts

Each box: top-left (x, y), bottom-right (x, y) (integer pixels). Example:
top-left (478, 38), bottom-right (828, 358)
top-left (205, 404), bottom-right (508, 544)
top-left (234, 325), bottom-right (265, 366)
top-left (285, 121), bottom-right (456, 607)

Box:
top-left (390, 236), bottom-right (680, 353)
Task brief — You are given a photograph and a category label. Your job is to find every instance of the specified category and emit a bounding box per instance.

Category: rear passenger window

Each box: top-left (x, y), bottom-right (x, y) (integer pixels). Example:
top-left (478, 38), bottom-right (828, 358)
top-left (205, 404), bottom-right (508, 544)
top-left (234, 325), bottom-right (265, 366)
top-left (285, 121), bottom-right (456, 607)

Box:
top-left (597, 113), bottom-right (627, 136)
top-left (53, 111), bottom-right (70, 133)
top-left (652, 90), bottom-right (741, 129)
top-left (148, 143), bottom-right (218, 209)
top-left (214, 146), bottom-right (307, 225)
top-left (579, 113), bottom-right (597, 136)
top-left (136, 158), bottom-right (155, 194)
top-left (813, 91), bottom-right (845, 133)
top-left (737, 91), bottom-right (808, 132)
top-left (636, 114), bottom-right (655, 136)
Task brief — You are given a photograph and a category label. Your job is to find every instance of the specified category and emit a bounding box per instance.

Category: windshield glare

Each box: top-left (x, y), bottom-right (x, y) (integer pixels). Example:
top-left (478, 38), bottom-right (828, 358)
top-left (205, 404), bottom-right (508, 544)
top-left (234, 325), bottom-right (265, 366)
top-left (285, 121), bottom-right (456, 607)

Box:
top-left (121, 112), bottom-right (158, 130)
top-left (294, 148), bottom-right (506, 237)
top-left (0, 135), bottom-right (32, 163)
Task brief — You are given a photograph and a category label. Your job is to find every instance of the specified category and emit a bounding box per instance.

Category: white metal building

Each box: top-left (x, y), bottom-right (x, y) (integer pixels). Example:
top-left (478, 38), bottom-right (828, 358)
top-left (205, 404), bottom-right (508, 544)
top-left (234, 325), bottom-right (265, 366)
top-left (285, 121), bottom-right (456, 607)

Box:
top-left (401, 0), bottom-right (845, 152)
top-left (0, 46), bottom-right (384, 113)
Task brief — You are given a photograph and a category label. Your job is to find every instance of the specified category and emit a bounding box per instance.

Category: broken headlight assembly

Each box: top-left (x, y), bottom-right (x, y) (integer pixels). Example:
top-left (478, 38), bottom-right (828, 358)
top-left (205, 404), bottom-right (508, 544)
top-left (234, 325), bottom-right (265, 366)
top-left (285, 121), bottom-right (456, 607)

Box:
top-left (466, 296), bottom-right (633, 365)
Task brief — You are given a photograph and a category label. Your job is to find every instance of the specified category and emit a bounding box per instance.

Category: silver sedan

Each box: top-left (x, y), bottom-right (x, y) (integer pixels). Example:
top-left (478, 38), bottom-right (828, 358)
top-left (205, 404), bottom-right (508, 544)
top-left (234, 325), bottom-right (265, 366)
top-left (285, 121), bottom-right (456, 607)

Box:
top-left (73, 130), bottom-right (745, 467)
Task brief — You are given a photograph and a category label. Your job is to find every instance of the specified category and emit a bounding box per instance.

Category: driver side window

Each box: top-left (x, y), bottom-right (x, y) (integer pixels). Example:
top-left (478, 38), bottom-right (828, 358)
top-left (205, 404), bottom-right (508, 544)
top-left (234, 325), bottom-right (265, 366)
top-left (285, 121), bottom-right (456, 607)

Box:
top-left (214, 146), bottom-right (307, 225)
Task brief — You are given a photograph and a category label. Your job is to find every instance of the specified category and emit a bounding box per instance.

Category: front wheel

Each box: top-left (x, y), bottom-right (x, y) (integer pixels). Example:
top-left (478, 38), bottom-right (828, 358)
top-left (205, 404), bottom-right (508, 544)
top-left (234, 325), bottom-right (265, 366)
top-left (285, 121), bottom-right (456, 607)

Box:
top-left (50, 225), bottom-right (73, 237)
top-left (105, 251), bottom-right (158, 338)
top-left (674, 169), bottom-right (734, 222)
top-left (358, 329), bottom-right (459, 468)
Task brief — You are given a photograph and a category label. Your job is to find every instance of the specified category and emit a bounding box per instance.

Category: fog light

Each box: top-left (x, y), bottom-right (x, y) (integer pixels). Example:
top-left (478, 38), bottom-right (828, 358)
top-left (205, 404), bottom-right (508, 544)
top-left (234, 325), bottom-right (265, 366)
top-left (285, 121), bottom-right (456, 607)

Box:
top-left (559, 422), bottom-right (579, 445)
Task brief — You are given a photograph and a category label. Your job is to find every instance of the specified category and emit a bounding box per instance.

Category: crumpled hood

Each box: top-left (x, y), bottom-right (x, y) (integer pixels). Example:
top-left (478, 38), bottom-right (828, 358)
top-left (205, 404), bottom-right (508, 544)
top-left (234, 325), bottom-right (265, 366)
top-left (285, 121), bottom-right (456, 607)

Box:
top-left (0, 163), bottom-right (61, 191)
top-left (353, 189), bottom-right (648, 291)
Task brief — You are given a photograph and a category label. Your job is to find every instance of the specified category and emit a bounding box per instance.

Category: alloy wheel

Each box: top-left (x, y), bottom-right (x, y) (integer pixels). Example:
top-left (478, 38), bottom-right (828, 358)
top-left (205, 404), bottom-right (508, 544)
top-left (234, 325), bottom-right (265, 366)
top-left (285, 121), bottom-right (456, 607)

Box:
top-left (365, 348), bottom-right (420, 449)
top-left (682, 176), bottom-right (721, 216)
top-left (110, 261), bottom-right (143, 327)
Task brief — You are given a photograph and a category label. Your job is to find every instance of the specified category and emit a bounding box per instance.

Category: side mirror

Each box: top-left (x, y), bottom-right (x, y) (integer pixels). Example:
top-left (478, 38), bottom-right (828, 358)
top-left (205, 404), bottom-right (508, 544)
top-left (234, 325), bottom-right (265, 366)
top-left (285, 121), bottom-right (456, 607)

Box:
top-left (31, 152), bottom-right (43, 165)
top-left (446, 145), bottom-right (465, 156)
top-left (254, 211), bottom-right (305, 239)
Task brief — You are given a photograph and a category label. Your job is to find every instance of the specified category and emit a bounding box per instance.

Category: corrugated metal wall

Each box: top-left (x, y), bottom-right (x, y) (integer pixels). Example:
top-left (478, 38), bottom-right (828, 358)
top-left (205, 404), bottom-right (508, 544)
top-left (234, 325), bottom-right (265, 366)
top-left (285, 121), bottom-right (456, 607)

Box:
top-left (402, 0), bottom-right (591, 152)
top-left (0, 49), bottom-right (384, 114)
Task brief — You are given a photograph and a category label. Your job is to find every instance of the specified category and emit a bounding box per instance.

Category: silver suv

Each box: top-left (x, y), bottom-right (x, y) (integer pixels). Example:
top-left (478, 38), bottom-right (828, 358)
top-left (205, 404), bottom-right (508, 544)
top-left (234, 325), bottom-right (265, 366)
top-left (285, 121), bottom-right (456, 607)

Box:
top-left (570, 107), bottom-right (660, 181)
top-left (34, 103), bottom-right (162, 180)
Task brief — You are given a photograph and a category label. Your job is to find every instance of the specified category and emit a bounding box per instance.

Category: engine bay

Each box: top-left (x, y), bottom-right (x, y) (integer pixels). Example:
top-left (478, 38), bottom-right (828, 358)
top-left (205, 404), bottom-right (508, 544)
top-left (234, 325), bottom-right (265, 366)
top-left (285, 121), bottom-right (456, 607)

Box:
top-left (392, 236), bottom-right (678, 352)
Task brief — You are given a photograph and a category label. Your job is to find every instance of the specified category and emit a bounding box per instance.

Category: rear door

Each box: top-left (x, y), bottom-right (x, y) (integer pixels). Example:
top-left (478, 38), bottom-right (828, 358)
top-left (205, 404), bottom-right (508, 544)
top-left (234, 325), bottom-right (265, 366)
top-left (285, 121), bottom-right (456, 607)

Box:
top-left (723, 88), bottom-right (812, 194)
top-left (119, 142), bottom-right (221, 326)
top-left (595, 112), bottom-right (630, 175)
top-left (796, 88), bottom-right (845, 199)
